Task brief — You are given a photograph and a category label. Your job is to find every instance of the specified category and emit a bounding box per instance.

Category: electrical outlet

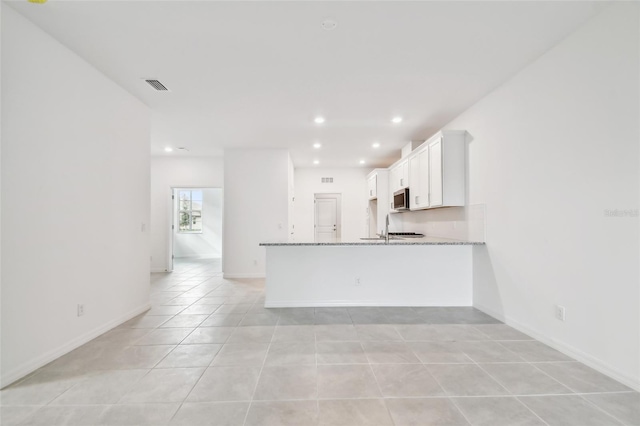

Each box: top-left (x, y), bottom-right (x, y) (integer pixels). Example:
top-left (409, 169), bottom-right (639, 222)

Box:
top-left (355, 278), bottom-right (361, 286)
top-left (253, 259), bottom-right (258, 266)
top-left (555, 305), bottom-right (566, 321)
top-left (77, 304), bottom-right (85, 317)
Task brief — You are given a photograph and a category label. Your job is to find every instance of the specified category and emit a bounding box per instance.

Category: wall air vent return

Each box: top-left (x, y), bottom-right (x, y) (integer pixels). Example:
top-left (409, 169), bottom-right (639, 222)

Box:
top-left (145, 79), bottom-right (169, 91)
top-left (321, 177), bottom-right (334, 183)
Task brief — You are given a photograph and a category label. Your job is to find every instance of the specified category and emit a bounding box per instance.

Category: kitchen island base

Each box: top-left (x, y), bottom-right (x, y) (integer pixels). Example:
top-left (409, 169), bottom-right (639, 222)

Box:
top-left (263, 244), bottom-right (472, 307)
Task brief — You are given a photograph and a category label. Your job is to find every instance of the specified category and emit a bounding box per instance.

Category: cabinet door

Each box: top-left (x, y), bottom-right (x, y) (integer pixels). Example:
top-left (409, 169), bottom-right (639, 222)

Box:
top-left (401, 161), bottom-right (409, 189)
top-left (417, 149), bottom-right (429, 207)
top-left (388, 168), bottom-right (397, 212)
top-left (368, 175), bottom-right (377, 199)
top-left (429, 138), bottom-right (443, 207)
top-left (409, 155), bottom-right (420, 208)
top-left (390, 166), bottom-right (398, 192)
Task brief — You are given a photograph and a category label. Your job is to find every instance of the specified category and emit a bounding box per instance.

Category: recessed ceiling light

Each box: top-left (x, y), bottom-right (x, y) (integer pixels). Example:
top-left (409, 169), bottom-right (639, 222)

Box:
top-left (359, 160), bottom-right (365, 165)
top-left (372, 142), bottom-right (381, 149)
top-left (164, 147), bottom-right (173, 152)
top-left (391, 116), bottom-right (403, 124)
top-left (313, 160), bottom-right (320, 165)
top-left (314, 116), bottom-right (325, 124)
top-left (313, 143), bottom-right (322, 149)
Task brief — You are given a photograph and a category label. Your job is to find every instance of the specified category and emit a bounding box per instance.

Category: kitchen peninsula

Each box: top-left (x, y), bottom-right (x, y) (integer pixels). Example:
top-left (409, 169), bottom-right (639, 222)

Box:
top-left (260, 237), bottom-right (484, 308)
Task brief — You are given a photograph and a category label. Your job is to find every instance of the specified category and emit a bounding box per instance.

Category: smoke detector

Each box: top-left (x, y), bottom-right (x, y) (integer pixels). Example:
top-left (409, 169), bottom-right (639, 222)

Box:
top-left (321, 19), bottom-right (337, 31)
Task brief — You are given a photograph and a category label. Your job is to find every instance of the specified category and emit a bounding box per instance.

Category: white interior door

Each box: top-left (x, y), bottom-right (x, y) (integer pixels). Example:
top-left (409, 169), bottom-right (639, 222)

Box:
top-left (315, 194), bottom-right (341, 242)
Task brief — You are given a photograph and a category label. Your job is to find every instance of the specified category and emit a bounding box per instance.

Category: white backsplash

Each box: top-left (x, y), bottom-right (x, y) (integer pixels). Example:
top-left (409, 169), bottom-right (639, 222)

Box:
top-left (391, 204), bottom-right (486, 242)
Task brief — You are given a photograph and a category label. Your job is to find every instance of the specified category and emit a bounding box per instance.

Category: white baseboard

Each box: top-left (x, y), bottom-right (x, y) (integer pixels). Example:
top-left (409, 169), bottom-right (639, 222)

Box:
top-left (265, 300), bottom-right (473, 308)
top-left (0, 302), bottom-right (151, 389)
top-left (473, 302), bottom-right (640, 392)
top-left (223, 273), bottom-right (265, 279)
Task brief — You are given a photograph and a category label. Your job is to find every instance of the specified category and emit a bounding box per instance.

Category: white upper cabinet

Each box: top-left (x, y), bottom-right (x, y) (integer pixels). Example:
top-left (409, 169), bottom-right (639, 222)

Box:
top-left (407, 130), bottom-right (466, 210)
top-left (389, 166), bottom-right (399, 192)
top-left (409, 148), bottom-right (429, 209)
top-left (389, 159), bottom-right (409, 192)
top-left (365, 169), bottom-right (390, 230)
top-left (428, 137), bottom-right (444, 207)
top-left (367, 174), bottom-right (377, 200)
top-left (400, 160), bottom-right (409, 189)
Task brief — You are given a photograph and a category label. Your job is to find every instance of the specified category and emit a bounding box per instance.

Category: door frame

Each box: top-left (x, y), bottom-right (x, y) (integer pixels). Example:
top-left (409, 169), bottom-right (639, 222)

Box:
top-left (167, 186), bottom-right (224, 272)
top-left (314, 193), bottom-right (342, 242)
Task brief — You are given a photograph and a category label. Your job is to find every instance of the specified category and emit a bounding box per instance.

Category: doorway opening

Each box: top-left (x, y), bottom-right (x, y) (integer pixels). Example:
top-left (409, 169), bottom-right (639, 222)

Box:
top-left (169, 187), bottom-right (223, 273)
top-left (314, 193), bottom-right (341, 243)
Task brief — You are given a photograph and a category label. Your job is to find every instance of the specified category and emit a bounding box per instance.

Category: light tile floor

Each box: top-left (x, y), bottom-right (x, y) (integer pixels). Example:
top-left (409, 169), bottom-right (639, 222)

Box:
top-left (1, 258), bottom-right (638, 425)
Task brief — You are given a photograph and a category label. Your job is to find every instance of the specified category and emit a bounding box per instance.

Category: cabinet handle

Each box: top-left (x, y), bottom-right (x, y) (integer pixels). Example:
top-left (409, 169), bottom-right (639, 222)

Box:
top-left (369, 190), bottom-right (372, 196)
top-left (415, 196), bottom-right (419, 205)
top-left (391, 202), bottom-right (393, 209)
top-left (400, 178), bottom-right (403, 187)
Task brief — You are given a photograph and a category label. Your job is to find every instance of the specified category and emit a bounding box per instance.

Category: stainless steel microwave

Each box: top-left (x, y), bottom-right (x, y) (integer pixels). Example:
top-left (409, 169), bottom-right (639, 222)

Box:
top-left (393, 188), bottom-right (410, 211)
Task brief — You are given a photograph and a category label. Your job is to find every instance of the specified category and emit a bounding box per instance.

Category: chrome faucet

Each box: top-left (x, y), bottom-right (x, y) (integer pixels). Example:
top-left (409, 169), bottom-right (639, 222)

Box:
top-left (385, 214), bottom-right (390, 244)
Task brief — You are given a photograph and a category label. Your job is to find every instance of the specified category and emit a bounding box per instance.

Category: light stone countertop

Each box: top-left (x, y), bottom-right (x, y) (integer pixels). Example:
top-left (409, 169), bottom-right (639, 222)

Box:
top-left (260, 236), bottom-right (485, 246)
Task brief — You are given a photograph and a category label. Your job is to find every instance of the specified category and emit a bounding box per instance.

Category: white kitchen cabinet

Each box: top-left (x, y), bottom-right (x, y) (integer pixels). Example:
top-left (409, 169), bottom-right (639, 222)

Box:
top-left (389, 159), bottom-right (409, 192)
top-left (407, 130), bottom-right (466, 210)
top-left (409, 148), bottom-right (429, 209)
top-left (389, 165), bottom-right (398, 192)
top-left (400, 161), bottom-right (409, 189)
top-left (365, 169), bottom-right (389, 235)
top-left (367, 174), bottom-right (377, 200)
top-left (428, 137), bottom-right (444, 207)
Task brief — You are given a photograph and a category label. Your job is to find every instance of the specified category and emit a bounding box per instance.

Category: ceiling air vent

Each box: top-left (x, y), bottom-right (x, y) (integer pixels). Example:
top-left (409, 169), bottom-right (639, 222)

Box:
top-left (145, 79), bottom-right (169, 91)
top-left (321, 177), bottom-right (334, 183)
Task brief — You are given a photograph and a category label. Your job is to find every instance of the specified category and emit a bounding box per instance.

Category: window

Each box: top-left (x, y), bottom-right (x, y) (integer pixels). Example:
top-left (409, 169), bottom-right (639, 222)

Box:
top-left (178, 190), bottom-right (203, 233)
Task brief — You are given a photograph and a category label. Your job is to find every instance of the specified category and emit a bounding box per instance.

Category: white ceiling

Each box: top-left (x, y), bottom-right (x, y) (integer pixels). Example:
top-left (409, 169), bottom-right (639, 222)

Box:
top-left (7, 0), bottom-right (604, 168)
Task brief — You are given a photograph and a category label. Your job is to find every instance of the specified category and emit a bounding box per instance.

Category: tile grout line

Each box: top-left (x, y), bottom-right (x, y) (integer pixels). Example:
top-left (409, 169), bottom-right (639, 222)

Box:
top-left (418, 352), bottom-right (475, 426)
top-left (364, 338), bottom-right (399, 426)
top-left (462, 339), bottom-right (555, 426)
top-left (315, 324), bottom-right (320, 425)
top-left (148, 269), bottom-right (223, 423)
top-left (575, 392), bottom-right (631, 425)
top-left (528, 362), bottom-right (581, 393)
top-left (471, 358), bottom-right (552, 426)
top-left (18, 392), bottom-right (631, 407)
top-left (513, 395), bottom-right (553, 426)
top-left (240, 302), bottom-right (275, 426)
top-left (125, 273), bottom-right (210, 422)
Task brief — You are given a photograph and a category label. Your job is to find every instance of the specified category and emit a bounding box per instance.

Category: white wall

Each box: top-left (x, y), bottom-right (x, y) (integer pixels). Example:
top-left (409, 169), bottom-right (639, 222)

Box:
top-left (294, 168), bottom-right (369, 242)
top-left (224, 149), bottom-right (290, 278)
top-left (419, 3), bottom-right (640, 388)
top-left (396, 204), bottom-right (486, 243)
top-left (150, 156), bottom-right (223, 271)
top-left (173, 188), bottom-right (222, 259)
top-left (1, 7), bottom-right (150, 387)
